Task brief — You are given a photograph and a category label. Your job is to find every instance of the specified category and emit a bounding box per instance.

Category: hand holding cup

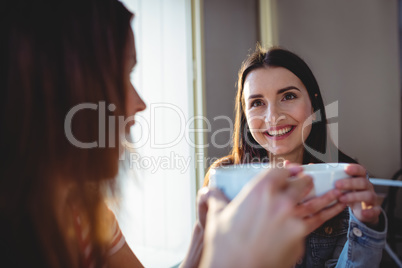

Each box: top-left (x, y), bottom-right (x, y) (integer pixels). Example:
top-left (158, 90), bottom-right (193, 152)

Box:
top-left (335, 164), bottom-right (381, 227)
top-left (200, 165), bottom-right (313, 268)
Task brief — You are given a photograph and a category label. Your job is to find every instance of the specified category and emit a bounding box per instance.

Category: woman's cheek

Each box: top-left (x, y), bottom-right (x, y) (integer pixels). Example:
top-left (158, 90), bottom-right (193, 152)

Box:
top-left (248, 119), bottom-right (267, 146)
top-left (246, 111), bottom-right (264, 129)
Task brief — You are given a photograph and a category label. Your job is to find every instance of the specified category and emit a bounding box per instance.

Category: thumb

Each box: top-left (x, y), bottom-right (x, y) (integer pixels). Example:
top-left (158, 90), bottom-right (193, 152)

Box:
top-left (197, 187), bottom-right (229, 229)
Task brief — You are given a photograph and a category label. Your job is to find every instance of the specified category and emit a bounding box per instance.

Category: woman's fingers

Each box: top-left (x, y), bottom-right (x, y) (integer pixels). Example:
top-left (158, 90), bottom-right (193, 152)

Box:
top-left (287, 165), bottom-right (304, 176)
top-left (336, 164), bottom-right (381, 225)
top-left (302, 202), bottom-right (347, 233)
top-left (261, 168), bottom-right (293, 194)
top-left (338, 183), bottom-right (381, 225)
top-left (351, 203), bottom-right (382, 226)
top-left (197, 187), bottom-right (229, 229)
top-left (360, 205), bottom-right (381, 220)
top-left (344, 164), bottom-right (367, 177)
top-left (335, 177), bottom-right (372, 191)
top-left (338, 190), bottom-right (377, 205)
top-left (294, 189), bottom-right (341, 218)
top-left (286, 175), bottom-right (313, 203)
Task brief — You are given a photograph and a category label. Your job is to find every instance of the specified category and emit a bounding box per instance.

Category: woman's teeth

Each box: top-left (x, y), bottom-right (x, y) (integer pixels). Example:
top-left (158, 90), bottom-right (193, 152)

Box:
top-left (267, 126), bottom-right (292, 137)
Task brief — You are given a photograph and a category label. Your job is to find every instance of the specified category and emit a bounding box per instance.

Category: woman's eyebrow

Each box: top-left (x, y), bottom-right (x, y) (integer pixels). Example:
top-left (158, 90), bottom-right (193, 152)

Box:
top-left (277, 86), bottom-right (300, 94)
top-left (247, 86), bottom-right (300, 100)
top-left (247, 94), bottom-right (263, 100)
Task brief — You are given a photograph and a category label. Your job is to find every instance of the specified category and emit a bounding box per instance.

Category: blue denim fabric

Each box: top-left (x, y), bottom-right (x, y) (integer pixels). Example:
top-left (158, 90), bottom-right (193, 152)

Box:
top-left (295, 208), bottom-right (387, 268)
top-left (334, 208), bottom-right (387, 268)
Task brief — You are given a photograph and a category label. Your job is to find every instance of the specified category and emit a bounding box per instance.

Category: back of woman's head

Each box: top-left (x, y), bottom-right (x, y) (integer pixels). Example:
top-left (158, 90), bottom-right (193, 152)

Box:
top-left (233, 46), bottom-right (337, 164)
top-left (0, 1), bottom-right (132, 267)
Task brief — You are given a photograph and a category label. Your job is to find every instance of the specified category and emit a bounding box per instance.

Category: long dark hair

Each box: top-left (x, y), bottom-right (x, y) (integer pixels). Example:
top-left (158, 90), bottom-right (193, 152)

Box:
top-left (231, 46), bottom-right (356, 165)
top-left (0, 1), bottom-right (132, 267)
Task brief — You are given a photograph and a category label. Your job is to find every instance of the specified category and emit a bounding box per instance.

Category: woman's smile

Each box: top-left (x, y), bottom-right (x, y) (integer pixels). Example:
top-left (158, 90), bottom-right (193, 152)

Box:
top-left (264, 125), bottom-right (296, 140)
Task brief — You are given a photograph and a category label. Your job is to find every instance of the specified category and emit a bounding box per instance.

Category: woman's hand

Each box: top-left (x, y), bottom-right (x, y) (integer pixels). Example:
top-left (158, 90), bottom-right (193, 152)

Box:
top-left (293, 189), bottom-right (347, 234)
top-left (285, 161), bottom-right (347, 234)
top-left (199, 167), bottom-right (311, 268)
top-left (180, 188), bottom-right (229, 268)
top-left (335, 164), bottom-right (381, 227)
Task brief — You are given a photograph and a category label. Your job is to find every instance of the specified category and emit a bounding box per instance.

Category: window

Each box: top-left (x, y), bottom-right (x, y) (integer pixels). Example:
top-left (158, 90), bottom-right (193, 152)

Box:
top-left (114, 0), bottom-right (204, 266)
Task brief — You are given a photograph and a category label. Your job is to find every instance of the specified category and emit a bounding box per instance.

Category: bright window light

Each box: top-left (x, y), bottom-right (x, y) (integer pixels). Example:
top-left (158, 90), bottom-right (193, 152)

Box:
top-left (114, 0), bottom-right (197, 267)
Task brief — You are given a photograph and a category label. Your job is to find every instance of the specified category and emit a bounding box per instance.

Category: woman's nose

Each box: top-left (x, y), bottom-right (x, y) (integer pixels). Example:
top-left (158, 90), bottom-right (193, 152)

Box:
top-left (133, 88), bottom-right (146, 113)
top-left (265, 104), bottom-right (284, 125)
top-left (126, 86), bottom-right (147, 119)
top-left (132, 88), bottom-right (147, 113)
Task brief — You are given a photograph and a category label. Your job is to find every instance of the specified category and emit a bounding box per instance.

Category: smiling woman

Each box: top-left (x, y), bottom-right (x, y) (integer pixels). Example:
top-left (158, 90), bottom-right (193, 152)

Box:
top-left (226, 47), bottom-right (356, 166)
top-left (203, 46), bottom-right (387, 268)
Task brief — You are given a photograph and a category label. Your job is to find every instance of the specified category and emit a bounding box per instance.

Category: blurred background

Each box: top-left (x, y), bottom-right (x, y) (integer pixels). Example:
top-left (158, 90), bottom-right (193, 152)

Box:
top-left (117, 0), bottom-right (402, 267)
top-left (204, 0), bottom-right (400, 180)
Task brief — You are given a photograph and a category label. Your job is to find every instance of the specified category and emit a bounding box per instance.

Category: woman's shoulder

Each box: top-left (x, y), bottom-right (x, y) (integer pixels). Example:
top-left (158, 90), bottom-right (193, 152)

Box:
top-left (203, 155), bottom-right (235, 187)
top-left (211, 155), bottom-right (235, 168)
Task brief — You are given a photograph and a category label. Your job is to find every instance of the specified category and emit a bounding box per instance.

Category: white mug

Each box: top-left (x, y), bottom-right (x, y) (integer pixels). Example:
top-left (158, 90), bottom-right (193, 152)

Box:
top-left (209, 162), bottom-right (351, 201)
top-left (209, 162), bottom-right (271, 200)
top-left (302, 163), bottom-right (351, 200)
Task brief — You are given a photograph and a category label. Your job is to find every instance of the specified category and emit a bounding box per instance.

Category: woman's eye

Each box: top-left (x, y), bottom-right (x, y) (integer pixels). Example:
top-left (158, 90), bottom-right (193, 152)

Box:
top-left (283, 93), bottom-right (297, 101)
top-left (251, 100), bottom-right (264, 107)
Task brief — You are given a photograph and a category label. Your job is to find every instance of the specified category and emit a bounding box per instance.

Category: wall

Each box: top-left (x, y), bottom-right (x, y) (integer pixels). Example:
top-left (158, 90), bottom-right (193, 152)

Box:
top-left (275, 0), bottom-right (401, 178)
top-left (204, 0), bottom-right (401, 179)
top-left (203, 0), bottom-right (259, 165)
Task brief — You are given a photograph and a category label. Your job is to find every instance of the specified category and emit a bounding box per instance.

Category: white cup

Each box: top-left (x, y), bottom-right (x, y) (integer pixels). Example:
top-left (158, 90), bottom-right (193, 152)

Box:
top-left (209, 162), bottom-right (271, 200)
top-left (302, 163), bottom-right (351, 200)
top-left (209, 162), bottom-right (351, 201)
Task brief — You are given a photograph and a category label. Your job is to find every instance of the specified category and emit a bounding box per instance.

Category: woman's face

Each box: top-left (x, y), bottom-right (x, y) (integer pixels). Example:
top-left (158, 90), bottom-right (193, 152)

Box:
top-left (243, 66), bottom-right (314, 160)
top-left (125, 30), bottom-right (146, 127)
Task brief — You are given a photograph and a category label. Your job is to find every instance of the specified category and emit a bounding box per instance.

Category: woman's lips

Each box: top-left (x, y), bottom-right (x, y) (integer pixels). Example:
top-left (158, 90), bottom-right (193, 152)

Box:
top-left (264, 125), bottom-right (295, 140)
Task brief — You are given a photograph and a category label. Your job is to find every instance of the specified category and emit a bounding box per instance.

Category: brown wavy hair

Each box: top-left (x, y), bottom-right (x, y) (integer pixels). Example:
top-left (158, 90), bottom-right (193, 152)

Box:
top-left (0, 0), bottom-right (133, 267)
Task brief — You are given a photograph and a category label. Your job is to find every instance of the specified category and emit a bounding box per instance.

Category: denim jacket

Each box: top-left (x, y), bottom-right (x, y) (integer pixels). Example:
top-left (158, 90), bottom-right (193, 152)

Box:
top-left (295, 207), bottom-right (387, 268)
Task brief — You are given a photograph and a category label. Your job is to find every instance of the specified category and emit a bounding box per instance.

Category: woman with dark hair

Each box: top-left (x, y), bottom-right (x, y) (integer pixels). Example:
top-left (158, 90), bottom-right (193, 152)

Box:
top-left (233, 47), bottom-right (356, 165)
top-left (0, 1), bottom-right (314, 267)
top-left (204, 46), bottom-right (387, 267)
